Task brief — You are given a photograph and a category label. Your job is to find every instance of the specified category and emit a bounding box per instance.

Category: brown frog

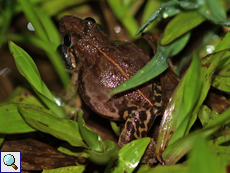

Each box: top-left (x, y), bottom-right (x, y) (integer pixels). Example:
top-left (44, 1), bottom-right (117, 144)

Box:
top-left (58, 16), bottom-right (162, 148)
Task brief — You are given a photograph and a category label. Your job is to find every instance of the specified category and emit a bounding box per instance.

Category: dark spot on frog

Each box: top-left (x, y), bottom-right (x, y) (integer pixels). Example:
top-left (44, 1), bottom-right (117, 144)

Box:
top-left (126, 121), bottom-right (133, 130)
top-left (119, 106), bottom-right (138, 118)
top-left (136, 128), bottom-right (140, 137)
top-left (141, 130), bottom-right (147, 137)
top-left (154, 85), bottom-right (162, 94)
top-left (139, 110), bottom-right (147, 122)
top-left (138, 121), bottom-right (146, 129)
top-left (155, 95), bottom-right (161, 103)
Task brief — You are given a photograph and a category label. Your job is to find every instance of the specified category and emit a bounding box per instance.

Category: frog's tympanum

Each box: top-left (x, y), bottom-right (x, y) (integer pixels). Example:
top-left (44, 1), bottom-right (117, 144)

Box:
top-left (58, 16), bottom-right (162, 148)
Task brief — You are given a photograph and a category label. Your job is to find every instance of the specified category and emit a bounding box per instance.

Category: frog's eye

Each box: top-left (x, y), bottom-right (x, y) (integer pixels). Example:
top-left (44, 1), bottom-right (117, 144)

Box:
top-left (84, 17), bottom-right (96, 23)
top-left (63, 34), bottom-right (72, 47)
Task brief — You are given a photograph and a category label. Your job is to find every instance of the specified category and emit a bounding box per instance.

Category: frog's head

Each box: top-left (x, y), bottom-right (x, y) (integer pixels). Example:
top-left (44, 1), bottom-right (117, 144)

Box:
top-left (58, 16), bottom-right (111, 71)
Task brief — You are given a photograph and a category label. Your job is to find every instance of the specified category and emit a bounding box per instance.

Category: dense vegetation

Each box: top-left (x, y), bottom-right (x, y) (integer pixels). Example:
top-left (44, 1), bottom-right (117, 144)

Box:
top-left (0, 0), bottom-right (230, 172)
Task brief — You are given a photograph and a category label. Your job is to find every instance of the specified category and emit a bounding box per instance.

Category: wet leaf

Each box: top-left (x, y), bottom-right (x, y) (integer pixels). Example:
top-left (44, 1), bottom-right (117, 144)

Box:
top-left (161, 11), bottom-right (205, 45)
top-left (136, 0), bottom-right (178, 35)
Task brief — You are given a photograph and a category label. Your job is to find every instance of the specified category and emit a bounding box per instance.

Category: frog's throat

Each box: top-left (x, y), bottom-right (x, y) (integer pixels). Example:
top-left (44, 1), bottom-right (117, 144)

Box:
top-left (74, 25), bottom-right (154, 107)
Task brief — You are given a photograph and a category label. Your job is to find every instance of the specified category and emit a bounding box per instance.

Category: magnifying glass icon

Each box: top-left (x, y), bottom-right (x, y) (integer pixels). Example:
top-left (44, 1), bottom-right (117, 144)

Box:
top-left (3, 154), bottom-right (18, 170)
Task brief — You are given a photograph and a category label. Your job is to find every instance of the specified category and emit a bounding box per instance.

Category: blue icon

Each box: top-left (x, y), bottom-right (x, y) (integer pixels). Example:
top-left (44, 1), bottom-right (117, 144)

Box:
top-left (3, 154), bottom-right (18, 170)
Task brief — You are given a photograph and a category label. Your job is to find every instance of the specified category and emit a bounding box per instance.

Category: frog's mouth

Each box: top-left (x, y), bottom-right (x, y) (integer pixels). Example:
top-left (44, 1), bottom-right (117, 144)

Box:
top-left (57, 44), bottom-right (76, 71)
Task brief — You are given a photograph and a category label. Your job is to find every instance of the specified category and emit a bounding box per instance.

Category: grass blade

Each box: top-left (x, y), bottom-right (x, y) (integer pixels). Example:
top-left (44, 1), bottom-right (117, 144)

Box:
top-left (9, 41), bottom-right (66, 118)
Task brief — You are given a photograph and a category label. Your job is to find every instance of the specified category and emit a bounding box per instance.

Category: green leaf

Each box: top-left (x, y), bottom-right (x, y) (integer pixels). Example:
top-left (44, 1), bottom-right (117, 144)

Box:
top-left (106, 138), bottom-right (150, 173)
top-left (189, 136), bottom-right (221, 173)
top-left (107, 0), bottom-right (139, 38)
top-left (0, 88), bottom-right (48, 134)
top-left (140, 164), bottom-right (188, 173)
top-left (203, 0), bottom-right (227, 20)
top-left (162, 107), bottom-right (230, 164)
top-left (162, 127), bottom-right (217, 165)
top-left (17, 0), bottom-right (70, 87)
top-left (136, 0), bottom-right (178, 35)
top-left (185, 49), bottom-right (227, 134)
top-left (212, 75), bottom-right (230, 92)
top-left (156, 49), bottom-right (226, 162)
top-left (88, 140), bottom-right (119, 165)
top-left (41, 0), bottom-right (85, 16)
top-left (9, 33), bottom-right (69, 87)
top-left (77, 110), bottom-right (102, 152)
top-left (212, 56), bottom-right (230, 92)
top-left (197, 105), bottom-right (212, 126)
top-left (42, 165), bottom-right (85, 173)
top-left (215, 32), bottom-right (230, 52)
top-left (0, 103), bottom-right (35, 134)
top-left (110, 120), bottom-right (120, 137)
top-left (0, 1), bottom-right (14, 46)
top-left (18, 104), bottom-right (87, 148)
top-left (156, 53), bottom-right (202, 161)
top-left (198, 0), bottom-right (230, 27)
top-left (9, 41), bottom-right (66, 118)
top-left (161, 11), bottom-right (205, 45)
top-left (141, 0), bottom-right (162, 32)
top-left (177, 0), bottom-right (200, 10)
top-left (57, 143), bottom-right (89, 158)
top-left (109, 32), bottom-right (190, 95)
top-left (78, 111), bottom-right (119, 164)
top-left (33, 6), bottom-right (61, 46)
top-left (18, 0), bottom-right (48, 42)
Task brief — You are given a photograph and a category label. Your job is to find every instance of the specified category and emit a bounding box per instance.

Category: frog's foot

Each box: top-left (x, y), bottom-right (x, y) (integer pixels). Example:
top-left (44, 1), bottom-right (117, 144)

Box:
top-left (118, 108), bottom-right (158, 148)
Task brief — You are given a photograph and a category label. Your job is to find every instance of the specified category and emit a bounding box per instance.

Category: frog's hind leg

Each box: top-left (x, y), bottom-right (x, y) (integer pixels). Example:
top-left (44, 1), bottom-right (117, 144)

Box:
top-left (118, 107), bottom-right (159, 148)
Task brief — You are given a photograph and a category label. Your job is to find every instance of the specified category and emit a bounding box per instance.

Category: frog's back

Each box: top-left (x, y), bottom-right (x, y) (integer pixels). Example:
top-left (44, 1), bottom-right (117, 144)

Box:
top-left (79, 41), bottom-right (160, 121)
